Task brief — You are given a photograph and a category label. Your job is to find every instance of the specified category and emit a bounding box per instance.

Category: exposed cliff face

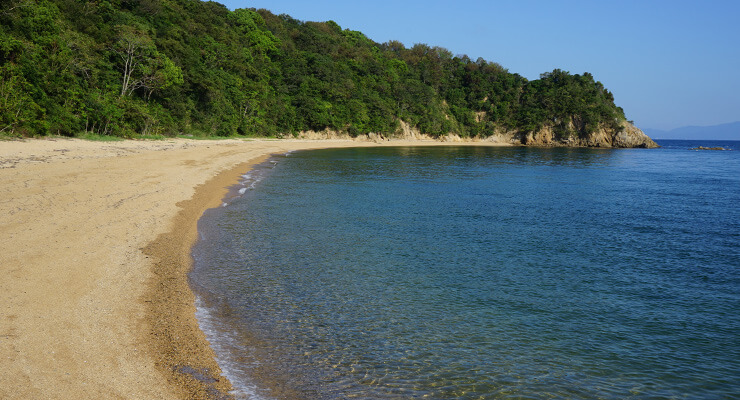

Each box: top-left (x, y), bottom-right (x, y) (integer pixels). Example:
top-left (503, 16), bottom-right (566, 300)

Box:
top-left (518, 121), bottom-right (659, 148)
top-left (612, 123), bottom-right (661, 148)
top-left (295, 120), bottom-right (659, 149)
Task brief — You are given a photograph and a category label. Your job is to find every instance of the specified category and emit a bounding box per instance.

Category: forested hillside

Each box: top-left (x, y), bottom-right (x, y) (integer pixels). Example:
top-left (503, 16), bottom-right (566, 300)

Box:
top-left (1, 0), bottom-right (631, 141)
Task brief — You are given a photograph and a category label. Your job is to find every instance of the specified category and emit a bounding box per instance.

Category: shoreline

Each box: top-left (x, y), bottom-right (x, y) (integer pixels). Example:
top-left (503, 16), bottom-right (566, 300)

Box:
top-left (142, 156), bottom-right (263, 398)
top-left (0, 138), bottom-right (511, 399)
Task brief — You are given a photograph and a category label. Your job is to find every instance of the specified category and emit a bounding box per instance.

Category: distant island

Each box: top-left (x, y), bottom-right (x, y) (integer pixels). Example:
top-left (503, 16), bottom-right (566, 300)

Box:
top-left (0, 0), bottom-right (656, 148)
top-left (644, 122), bottom-right (740, 141)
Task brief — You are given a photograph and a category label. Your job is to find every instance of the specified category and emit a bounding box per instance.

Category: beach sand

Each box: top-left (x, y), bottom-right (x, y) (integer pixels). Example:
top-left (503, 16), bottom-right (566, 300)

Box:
top-left (0, 137), bottom-right (508, 399)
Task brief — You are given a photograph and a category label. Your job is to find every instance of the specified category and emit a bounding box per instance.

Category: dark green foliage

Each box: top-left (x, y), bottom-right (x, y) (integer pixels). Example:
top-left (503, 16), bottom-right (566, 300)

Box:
top-left (518, 70), bottom-right (625, 138)
top-left (0, 0), bottom-right (627, 138)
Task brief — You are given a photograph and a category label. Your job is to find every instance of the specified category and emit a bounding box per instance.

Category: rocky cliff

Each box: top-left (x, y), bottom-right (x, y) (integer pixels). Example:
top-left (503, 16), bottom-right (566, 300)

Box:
top-left (296, 120), bottom-right (659, 149)
top-left (518, 121), bottom-right (659, 148)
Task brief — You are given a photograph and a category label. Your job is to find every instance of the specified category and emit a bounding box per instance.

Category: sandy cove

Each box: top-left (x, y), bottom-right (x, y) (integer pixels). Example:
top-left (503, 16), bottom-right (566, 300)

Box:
top-left (0, 137), bottom-right (509, 399)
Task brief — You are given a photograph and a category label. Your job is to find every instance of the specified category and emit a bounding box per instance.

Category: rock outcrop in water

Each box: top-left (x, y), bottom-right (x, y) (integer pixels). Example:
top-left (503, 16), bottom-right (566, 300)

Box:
top-left (691, 146), bottom-right (727, 151)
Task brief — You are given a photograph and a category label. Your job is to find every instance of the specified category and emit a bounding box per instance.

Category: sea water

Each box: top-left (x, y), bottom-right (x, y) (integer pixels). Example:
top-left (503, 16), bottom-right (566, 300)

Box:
top-left (191, 140), bottom-right (740, 399)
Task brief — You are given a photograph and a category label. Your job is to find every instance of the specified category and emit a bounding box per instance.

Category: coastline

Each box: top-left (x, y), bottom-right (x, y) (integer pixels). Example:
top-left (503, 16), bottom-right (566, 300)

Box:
top-left (0, 137), bottom-right (510, 399)
top-left (141, 157), bottom-right (261, 398)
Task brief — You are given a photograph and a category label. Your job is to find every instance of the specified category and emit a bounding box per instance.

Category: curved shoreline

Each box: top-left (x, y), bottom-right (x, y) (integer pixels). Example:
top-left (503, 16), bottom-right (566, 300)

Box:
top-left (141, 141), bottom-right (516, 399)
top-left (0, 138), bottom-right (511, 399)
top-left (142, 157), bottom-right (261, 398)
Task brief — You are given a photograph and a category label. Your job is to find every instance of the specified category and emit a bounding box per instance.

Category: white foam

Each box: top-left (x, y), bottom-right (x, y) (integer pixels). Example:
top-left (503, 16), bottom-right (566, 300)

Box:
top-left (238, 188), bottom-right (247, 195)
top-left (194, 296), bottom-right (274, 400)
top-left (222, 202), bottom-right (228, 207)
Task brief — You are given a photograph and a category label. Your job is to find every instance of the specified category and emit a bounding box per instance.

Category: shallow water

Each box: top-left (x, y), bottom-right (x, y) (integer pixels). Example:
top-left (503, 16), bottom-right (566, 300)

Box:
top-left (192, 141), bottom-right (740, 399)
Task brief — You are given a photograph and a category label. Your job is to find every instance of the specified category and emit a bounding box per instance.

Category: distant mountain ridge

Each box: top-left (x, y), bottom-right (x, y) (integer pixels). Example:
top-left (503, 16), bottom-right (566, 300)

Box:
top-left (644, 122), bottom-right (740, 140)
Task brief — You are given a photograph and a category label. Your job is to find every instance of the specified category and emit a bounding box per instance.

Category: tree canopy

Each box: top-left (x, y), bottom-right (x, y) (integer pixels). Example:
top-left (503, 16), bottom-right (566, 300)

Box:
top-left (0, 0), bottom-right (627, 139)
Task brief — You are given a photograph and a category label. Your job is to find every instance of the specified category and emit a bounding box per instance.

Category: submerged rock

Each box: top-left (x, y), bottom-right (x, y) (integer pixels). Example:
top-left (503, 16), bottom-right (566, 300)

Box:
top-left (691, 146), bottom-right (727, 151)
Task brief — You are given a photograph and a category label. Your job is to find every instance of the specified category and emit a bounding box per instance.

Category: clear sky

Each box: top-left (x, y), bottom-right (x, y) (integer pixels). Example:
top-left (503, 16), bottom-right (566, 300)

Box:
top-left (217, 0), bottom-right (739, 131)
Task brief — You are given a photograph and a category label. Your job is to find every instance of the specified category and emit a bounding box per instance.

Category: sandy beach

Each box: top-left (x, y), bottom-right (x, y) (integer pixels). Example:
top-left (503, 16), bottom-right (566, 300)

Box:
top-left (0, 137), bottom-right (508, 399)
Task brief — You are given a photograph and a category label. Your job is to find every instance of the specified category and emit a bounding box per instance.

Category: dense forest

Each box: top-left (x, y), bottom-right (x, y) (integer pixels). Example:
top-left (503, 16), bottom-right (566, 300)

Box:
top-left (1, 0), bottom-right (629, 140)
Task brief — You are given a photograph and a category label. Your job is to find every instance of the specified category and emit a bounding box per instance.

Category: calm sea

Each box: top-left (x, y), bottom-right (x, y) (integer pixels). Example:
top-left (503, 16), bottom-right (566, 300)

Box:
top-left (191, 140), bottom-right (740, 399)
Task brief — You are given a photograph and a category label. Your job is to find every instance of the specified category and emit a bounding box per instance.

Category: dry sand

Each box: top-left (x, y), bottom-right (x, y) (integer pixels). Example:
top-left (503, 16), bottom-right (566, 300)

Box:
top-left (0, 137), bottom-right (509, 399)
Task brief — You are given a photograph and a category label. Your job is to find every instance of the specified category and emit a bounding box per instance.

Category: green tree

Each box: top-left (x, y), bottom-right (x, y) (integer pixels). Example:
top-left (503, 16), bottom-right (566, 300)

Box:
top-left (0, 66), bottom-right (44, 135)
top-left (0, 0), bottom-right (631, 140)
top-left (113, 25), bottom-right (182, 99)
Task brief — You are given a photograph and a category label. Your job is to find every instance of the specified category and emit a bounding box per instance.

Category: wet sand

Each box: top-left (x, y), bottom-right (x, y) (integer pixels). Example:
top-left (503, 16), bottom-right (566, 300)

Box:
top-left (0, 137), bottom-right (509, 399)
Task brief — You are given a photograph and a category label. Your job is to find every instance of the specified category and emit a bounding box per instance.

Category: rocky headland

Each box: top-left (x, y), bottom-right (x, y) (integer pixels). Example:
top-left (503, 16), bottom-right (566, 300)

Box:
top-left (298, 120), bottom-right (659, 149)
top-left (518, 121), bottom-right (659, 148)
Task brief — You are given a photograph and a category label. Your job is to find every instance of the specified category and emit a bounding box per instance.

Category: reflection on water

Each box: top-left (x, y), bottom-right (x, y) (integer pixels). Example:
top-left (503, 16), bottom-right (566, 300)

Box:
top-left (192, 145), bottom-right (740, 399)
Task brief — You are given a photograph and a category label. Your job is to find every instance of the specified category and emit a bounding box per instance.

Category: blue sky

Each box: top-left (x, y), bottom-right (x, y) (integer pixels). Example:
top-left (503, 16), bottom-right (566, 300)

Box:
top-left (218, 0), bottom-right (739, 131)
